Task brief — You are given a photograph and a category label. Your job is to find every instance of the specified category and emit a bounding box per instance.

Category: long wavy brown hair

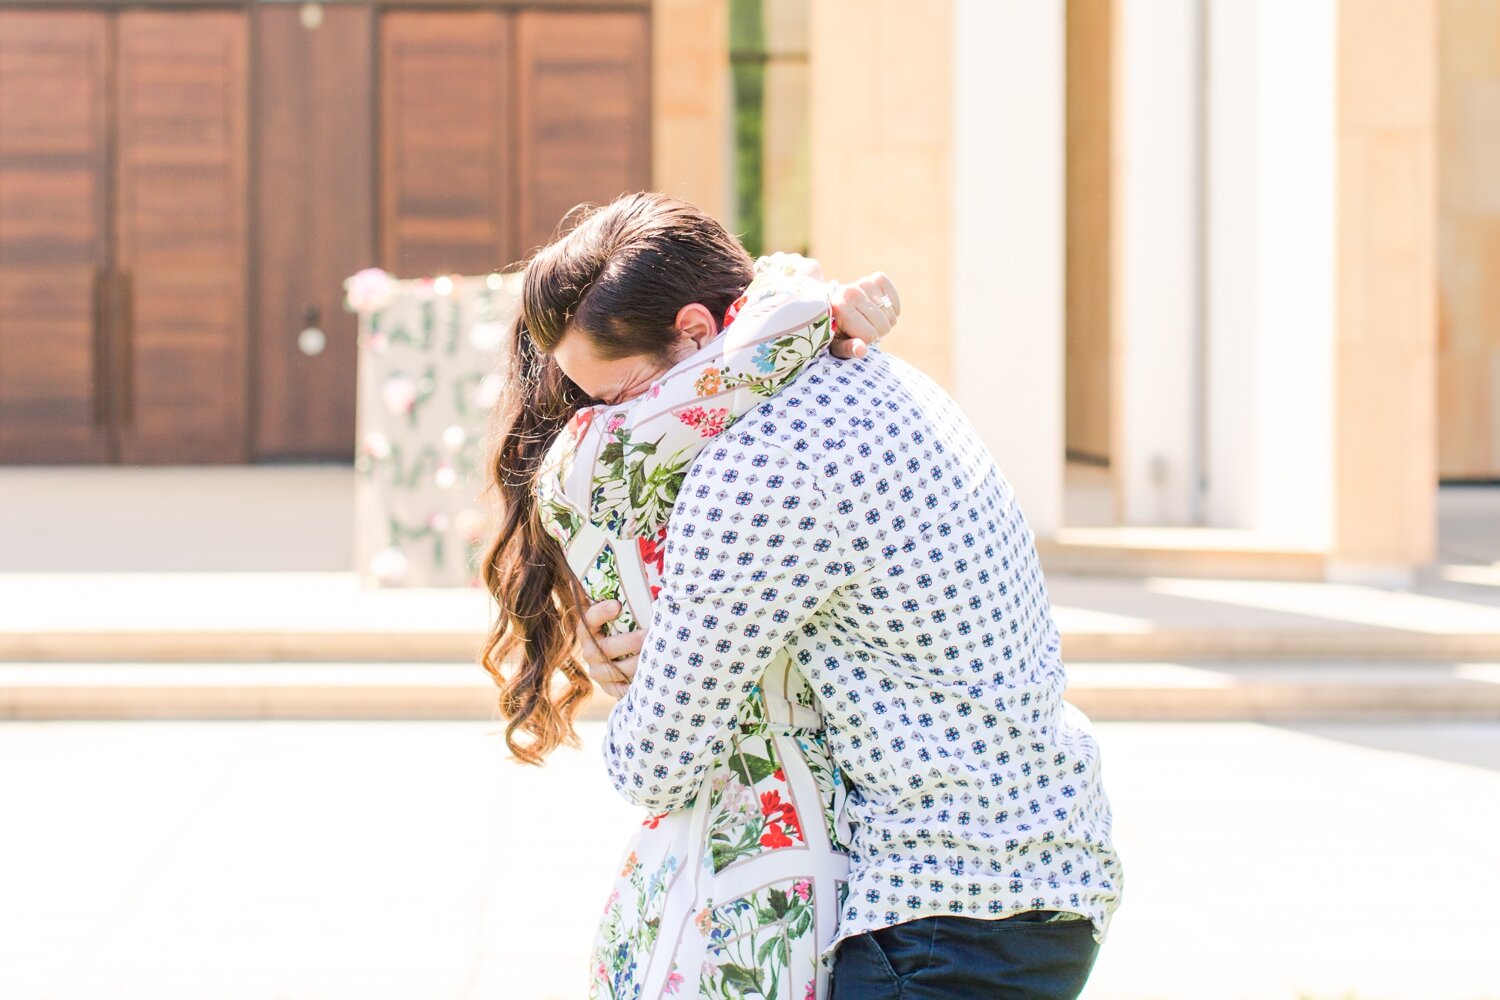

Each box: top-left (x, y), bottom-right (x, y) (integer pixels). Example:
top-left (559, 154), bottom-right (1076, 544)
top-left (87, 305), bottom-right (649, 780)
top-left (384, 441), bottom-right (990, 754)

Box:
top-left (480, 191), bottom-right (756, 765)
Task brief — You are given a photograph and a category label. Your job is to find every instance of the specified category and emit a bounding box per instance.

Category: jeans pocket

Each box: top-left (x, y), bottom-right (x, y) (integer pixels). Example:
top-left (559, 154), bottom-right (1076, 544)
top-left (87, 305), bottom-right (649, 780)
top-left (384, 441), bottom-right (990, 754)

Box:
top-left (1003, 909), bottom-right (1088, 924)
top-left (868, 918), bottom-right (936, 982)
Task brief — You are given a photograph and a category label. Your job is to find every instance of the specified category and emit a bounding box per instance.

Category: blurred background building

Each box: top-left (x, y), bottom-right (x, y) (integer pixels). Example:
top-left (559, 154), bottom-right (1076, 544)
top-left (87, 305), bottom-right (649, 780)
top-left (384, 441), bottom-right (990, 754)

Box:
top-left (0, 0), bottom-right (1493, 585)
top-left (3, 6), bottom-right (1499, 996)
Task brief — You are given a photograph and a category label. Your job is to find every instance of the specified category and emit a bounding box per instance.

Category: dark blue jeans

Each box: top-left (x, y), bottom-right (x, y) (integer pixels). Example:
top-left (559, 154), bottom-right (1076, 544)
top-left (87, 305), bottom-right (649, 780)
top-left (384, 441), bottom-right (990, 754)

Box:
top-left (830, 912), bottom-right (1101, 1000)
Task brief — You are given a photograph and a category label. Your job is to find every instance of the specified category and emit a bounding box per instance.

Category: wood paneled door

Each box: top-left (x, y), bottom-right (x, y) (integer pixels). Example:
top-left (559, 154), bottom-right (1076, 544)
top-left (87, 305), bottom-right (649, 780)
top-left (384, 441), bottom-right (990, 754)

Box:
top-left (0, 1), bottom-right (651, 466)
top-left (0, 7), bottom-right (249, 465)
top-left (253, 3), bottom-right (374, 460)
top-left (379, 7), bottom-right (652, 275)
top-left (114, 10), bottom-right (249, 463)
top-left (0, 12), bottom-right (112, 463)
top-left (380, 10), bottom-right (516, 277)
top-left (516, 9), bottom-right (652, 257)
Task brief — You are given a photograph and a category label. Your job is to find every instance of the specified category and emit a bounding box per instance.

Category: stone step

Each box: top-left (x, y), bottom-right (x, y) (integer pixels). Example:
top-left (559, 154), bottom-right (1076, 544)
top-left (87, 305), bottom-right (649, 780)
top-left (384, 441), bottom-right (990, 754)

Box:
top-left (4, 661), bottom-right (1499, 722)
top-left (6, 626), bottom-right (1500, 664)
top-left (1037, 527), bottom-right (1326, 581)
top-left (6, 571), bottom-right (1500, 664)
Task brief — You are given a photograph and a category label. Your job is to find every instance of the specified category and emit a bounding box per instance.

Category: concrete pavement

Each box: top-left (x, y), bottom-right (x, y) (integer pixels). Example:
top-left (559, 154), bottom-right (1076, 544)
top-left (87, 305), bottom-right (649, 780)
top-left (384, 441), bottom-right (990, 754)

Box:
top-left (2, 718), bottom-right (1496, 1000)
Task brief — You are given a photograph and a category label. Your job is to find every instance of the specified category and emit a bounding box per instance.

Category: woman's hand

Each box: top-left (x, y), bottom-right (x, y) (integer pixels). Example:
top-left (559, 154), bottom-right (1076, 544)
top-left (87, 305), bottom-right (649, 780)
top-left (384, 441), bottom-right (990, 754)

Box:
top-left (830, 271), bottom-right (902, 359)
top-left (576, 599), bottom-right (643, 699)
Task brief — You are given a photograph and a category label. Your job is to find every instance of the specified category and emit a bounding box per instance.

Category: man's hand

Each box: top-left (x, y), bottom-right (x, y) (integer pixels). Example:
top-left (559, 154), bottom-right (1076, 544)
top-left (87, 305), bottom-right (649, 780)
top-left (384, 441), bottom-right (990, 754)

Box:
top-left (830, 271), bottom-right (902, 359)
top-left (576, 599), bottom-right (643, 699)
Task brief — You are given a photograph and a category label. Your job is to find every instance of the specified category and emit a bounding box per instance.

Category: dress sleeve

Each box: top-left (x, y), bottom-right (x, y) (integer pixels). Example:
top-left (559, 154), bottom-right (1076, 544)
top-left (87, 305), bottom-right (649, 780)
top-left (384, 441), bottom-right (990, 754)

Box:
top-left (600, 438), bottom-right (849, 812)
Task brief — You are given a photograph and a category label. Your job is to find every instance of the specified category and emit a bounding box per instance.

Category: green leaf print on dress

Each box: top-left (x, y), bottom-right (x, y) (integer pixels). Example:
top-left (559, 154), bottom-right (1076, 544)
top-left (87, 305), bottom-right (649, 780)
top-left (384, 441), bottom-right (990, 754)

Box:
top-left (720, 313), bottom-right (835, 398)
top-left (580, 544), bottom-right (637, 633)
top-left (593, 428), bottom-right (692, 542)
top-left (591, 851), bottom-right (682, 1000)
top-left (793, 733), bottom-right (849, 854)
top-left (700, 879), bottom-right (818, 1000)
top-left (705, 730), bottom-right (807, 873)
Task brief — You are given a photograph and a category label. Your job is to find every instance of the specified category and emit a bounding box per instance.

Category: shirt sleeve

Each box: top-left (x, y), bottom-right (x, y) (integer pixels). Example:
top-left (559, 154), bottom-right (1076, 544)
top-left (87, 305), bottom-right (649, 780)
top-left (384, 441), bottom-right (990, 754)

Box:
top-left (601, 436), bottom-right (847, 812)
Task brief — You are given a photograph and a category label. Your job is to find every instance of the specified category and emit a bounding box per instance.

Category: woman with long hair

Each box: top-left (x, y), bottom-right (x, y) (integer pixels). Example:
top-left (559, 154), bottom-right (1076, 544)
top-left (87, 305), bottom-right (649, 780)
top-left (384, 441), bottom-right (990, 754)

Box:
top-left (481, 191), bottom-right (901, 998)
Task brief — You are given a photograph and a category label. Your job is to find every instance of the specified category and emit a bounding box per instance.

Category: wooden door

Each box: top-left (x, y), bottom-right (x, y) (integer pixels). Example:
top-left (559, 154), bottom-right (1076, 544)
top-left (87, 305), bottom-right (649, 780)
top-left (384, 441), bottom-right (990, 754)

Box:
top-left (380, 11), bottom-right (515, 276)
top-left (515, 9), bottom-right (652, 257)
top-left (0, 12), bottom-right (112, 464)
top-left (114, 10), bottom-right (249, 463)
top-left (253, 4), bottom-right (374, 460)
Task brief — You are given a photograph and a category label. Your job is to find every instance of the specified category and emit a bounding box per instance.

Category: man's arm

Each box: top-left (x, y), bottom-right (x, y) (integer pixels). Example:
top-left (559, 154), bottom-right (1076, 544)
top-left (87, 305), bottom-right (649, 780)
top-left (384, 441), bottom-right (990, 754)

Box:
top-left (602, 436), bottom-right (846, 812)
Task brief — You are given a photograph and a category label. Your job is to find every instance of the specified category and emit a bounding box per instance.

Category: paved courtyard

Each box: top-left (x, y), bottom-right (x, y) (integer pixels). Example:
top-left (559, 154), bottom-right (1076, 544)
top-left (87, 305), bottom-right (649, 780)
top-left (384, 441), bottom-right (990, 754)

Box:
top-left (4, 716), bottom-right (1497, 1000)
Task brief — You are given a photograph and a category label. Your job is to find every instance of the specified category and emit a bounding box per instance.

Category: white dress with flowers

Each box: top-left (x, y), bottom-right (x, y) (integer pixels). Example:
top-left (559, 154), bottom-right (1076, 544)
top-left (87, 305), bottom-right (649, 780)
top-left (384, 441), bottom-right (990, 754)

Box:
top-left (535, 254), bottom-right (854, 1000)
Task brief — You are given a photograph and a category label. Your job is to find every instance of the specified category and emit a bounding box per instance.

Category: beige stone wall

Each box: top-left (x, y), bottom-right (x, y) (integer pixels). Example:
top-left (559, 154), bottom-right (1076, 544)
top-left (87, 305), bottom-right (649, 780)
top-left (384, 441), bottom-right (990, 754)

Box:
top-left (761, 0), bottom-right (812, 255)
top-left (1064, 0), bottom-right (1114, 465)
top-left (808, 0), bottom-right (955, 387)
top-left (652, 0), bottom-right (733, 222)
top-left (1333, 0), bottom-right (1440, 567)
top-left (1438, 0), bottom-right (1500, 479)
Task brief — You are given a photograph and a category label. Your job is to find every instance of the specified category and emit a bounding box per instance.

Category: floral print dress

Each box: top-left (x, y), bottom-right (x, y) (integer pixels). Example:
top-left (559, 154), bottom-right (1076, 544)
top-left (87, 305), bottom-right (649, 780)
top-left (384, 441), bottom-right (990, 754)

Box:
top-left (535, 253), bottom-right (855, 1000)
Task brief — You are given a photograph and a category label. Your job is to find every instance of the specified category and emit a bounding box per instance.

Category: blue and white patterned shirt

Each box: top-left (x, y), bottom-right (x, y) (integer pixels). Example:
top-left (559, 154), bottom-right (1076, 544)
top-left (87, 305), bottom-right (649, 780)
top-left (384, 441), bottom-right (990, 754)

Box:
top-left (602, 347), bottom-right (1124, 963)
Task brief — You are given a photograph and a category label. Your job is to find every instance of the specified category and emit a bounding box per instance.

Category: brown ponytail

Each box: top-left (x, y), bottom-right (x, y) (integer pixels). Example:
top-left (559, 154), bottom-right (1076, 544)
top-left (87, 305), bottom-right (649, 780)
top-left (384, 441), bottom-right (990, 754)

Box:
top-left (479, 191), bottom-right (755, 764)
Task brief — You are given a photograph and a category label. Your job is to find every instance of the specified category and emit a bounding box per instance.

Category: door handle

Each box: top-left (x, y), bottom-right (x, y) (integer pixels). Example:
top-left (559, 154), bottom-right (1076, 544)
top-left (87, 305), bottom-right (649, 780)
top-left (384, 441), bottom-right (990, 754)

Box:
top-left (113, 269), bottom-right (134, 427)
top-left (91, 266), bottom-right (109, 427)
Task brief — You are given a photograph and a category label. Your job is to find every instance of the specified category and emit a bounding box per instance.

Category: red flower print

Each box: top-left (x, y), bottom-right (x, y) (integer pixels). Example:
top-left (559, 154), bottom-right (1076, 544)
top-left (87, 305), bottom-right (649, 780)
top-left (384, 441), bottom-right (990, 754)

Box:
top-left (649, 584), bottom-right (662, 600)
top-left (569, 407), bottom-right (596, 440)
top-left (773, 767), bottom-right (785, 782)
top-left (778, 801), bottom-right (804, 841)
top-left (676, 405), bottom-right (729, 437)
top-left (637, 528), bottom-right (668, 576)
top-left (723, 293), bottom-right (748, 330)
top-left (760, 789), bottom-right (804, 842)
top-left (699, 407), bottom-right (728, 437)
top-left (759, 822), bottom-right (794, 849)
top-left (642, 812), bottom-right (668, 829)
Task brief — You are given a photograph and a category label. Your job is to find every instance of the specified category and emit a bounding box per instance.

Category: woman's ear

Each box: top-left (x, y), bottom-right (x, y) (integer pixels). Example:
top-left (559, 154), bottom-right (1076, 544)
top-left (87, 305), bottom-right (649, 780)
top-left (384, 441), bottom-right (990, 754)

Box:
top-left (672, 302), bottom-right (720, 349)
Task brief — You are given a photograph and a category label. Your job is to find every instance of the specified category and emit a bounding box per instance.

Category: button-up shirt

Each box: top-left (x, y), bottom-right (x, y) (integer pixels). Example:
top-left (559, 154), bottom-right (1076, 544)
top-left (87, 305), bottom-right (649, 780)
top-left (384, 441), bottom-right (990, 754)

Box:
top-left (602, 347), bottom-right (1124, 964)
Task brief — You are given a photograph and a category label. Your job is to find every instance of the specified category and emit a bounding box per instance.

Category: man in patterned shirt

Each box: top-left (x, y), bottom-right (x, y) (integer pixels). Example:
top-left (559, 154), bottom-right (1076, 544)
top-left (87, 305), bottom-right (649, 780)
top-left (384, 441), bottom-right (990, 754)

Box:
top-left (576, 335), bottom-right (1124, 997)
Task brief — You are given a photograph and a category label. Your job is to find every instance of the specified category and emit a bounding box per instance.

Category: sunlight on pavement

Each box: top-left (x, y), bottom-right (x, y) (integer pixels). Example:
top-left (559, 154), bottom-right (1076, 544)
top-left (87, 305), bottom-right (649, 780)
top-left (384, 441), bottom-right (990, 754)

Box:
top-left (2, 719), bottom-right (1497, 1000)
top-left (1145, 578), bottom-right (1500, 634)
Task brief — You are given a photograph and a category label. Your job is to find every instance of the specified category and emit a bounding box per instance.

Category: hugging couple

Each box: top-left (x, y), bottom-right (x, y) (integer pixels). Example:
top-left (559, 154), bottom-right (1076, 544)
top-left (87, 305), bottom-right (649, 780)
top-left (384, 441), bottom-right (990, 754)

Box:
top-left (483, 191), bottom-right (1124, 1000)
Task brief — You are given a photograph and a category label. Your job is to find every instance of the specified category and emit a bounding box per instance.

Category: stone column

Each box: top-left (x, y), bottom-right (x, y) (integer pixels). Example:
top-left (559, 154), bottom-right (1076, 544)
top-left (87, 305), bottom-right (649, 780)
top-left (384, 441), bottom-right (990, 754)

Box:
top-left (1330, 0), bottom-right (1439, 578)
top-left (1438, 0), bottom-right (1500, 479)
top-left (952, 0), bottom-right (1066, 538)
top-left (652, 0), bottom-right (734, 222)
top-left (1111, 0), bottom-right (1203, 527)
top-left (1203, 0), bottom-right (1337, 550)
top-left (807, 0), bottom-right (954, 388)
